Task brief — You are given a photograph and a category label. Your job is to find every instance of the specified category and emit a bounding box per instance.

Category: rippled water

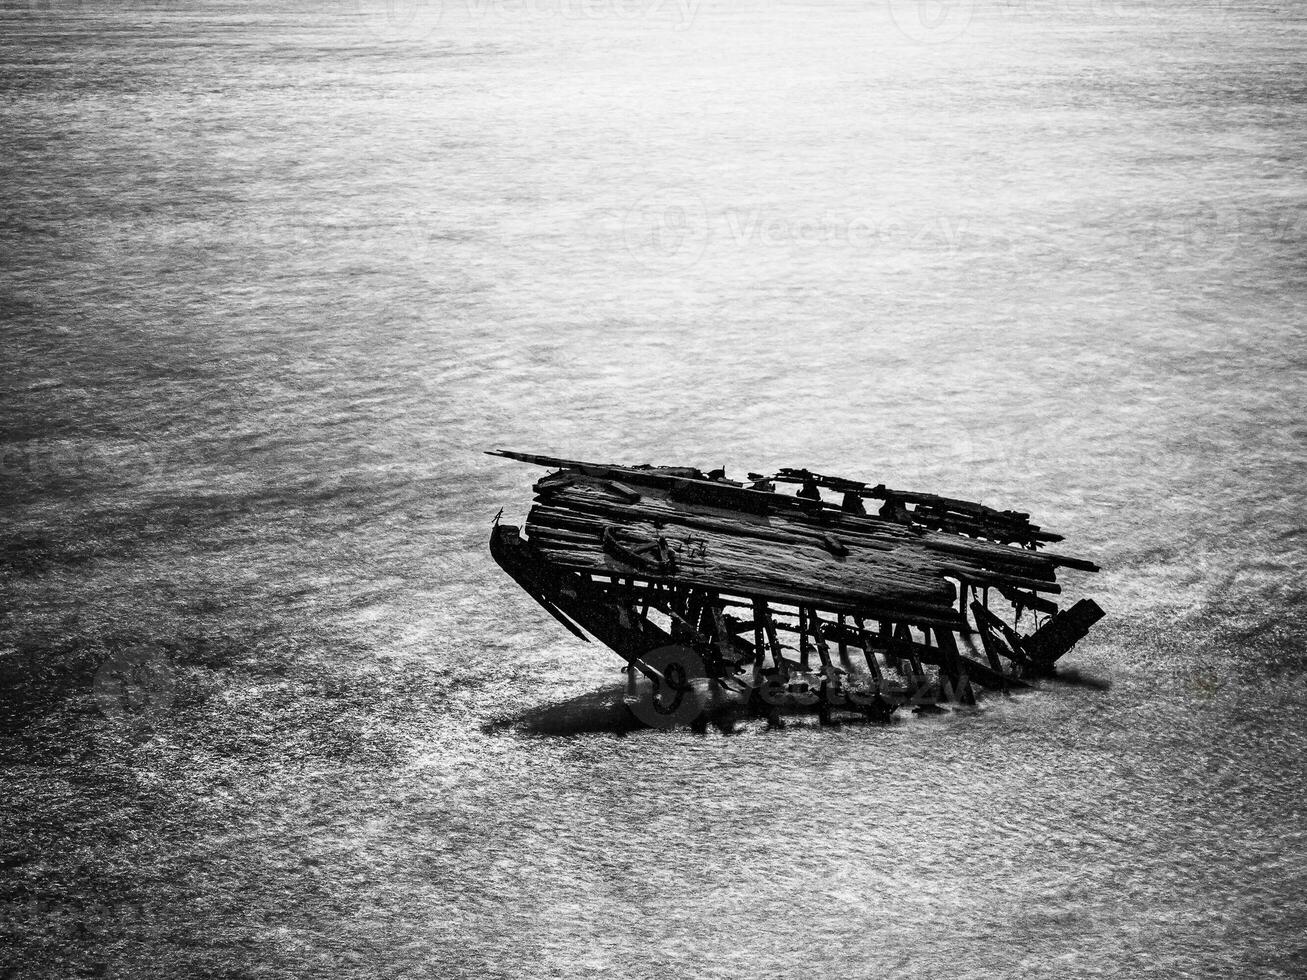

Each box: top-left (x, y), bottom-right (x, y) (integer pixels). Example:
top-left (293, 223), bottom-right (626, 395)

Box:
top-left (3, 0), bottom-right (1305, 977)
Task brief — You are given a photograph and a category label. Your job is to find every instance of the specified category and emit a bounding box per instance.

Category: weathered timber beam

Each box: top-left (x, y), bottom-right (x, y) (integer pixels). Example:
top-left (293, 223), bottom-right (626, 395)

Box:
top-left (932, 627), bottom-right (976, 705)
top-left (644, 593), bottom-right (711, 647)
top-left (997, 585), bottom-right (1060, 615)
top-left (532, 495), bottom-right (909, 555)
top-left (859, 626), bottom-right (1022, 691)
top-left (797, 607), bottom-right (813, 670)
top-left (1022, 598), bottom-right (1105, 669)
top-left (755, 600), bottom-right (790, 678)
top-left (752, 603), bottom-right (767, 675)
top-left (531, 505), bottom-right (1076, 604)
top-left (853, 616), bottom-right (883, 682)
top-left (562, 499), bottom-right (1082, 590)
top-left (892, 623), bottom-right (926, 678)
top-left (869, 485), bottom-right (1031, 521)
top-left (914, 534), bottom-right (1061, 571)
top-left (909, 512), bottom-right (1059, 546)
top-left (708, 602), bottom-right (756, 668)
top-left (974, 624), bottom-right (1015, 679)
top-left (1029, 551), bottom-right (1100, 573)
top-left (489, 449), bottom-right (704, 484)
top-left (935, 563), bottom-right (1062, 594)
top-left (536, 489), bottom-right (919, 548)
top-left (527, 509), bottom-right (957, 601)
top-left (497, 454), bottom-right (1096, 576)
top-left (808, 609), bottom-right (839, 680)
top-left (528, 543), bottom-right (964, 627)
top-left (971, 600), bottom-right (1031, 666)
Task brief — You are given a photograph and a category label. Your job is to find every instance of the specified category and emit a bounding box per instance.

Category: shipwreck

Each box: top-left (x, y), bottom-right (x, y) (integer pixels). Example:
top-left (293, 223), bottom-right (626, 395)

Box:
top-left (488, 449), bottom-right (1104, 726)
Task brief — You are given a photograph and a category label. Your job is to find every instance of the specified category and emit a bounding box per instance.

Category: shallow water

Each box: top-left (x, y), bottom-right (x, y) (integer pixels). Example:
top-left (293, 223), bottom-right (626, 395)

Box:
top-left (2, 0), bottom-right (1306, 977)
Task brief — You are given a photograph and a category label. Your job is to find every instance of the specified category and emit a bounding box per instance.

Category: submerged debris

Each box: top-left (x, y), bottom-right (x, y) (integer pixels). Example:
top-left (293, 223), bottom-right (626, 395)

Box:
top-left (488, 450), bottom-right (1104, 727)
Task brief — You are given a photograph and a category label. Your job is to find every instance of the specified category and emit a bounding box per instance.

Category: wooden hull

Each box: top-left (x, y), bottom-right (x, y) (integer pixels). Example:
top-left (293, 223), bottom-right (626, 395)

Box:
top-left (488, 451), bottom-right (1105, 724)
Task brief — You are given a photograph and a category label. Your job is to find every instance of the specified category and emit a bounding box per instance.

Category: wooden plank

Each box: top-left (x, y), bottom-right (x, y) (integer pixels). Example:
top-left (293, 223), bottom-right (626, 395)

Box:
top-left (997, 584), bottom-right (1060, 615)
top-left (708, 602), bottom-right (743, 669)
top-left (976, 618), bottom-right (1008, 674)
top-left (820, 532), bottom-right (849, 556)
top-left (809, 609), bottom-right (840, 681)
top-left (755, 600), bottom-right (790, 679)
top-left (853, 616), bottom-right (883, 682)
top-left (606, 481), bottom-right (642, 503)
top-left (971, 600), bottom-right (1031, 666)
top-left (798, 606), bottom-right (812, 670)
top-left (533, 493), bottom-right (1075, 603)
top-left (892, 623), bottom-right (926, 678)
top-left (1023, 598), bottom-right (1106, 667)
top-left (933, 627), bottom-right (976, 705)
top-left (934, 562), bottom-right (1062, 594)
top-left (527, 512), bottom-right (967, 617)
top-left (879, 619), bottom-right (902, 675)
top-left (499, 451), bottom-right (1100, 581)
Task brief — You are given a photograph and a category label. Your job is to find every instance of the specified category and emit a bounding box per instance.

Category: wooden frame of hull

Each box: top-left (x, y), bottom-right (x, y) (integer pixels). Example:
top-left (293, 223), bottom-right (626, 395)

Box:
top-left (491, 523), bottom-right (1105, 722)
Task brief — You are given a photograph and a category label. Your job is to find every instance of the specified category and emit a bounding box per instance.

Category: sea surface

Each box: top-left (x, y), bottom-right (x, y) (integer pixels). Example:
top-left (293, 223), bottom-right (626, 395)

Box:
top-left (2, 0), bottom-right (1305, 977)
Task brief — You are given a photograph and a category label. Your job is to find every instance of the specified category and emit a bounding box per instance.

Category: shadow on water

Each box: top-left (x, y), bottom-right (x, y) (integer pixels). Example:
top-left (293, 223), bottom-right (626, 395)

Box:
top-left (1044, 666), bottom-right (1114, 691)
top-left (484, 686), bottom-right (646, 737)
top-left (483, 683), bottom-right (912, 737)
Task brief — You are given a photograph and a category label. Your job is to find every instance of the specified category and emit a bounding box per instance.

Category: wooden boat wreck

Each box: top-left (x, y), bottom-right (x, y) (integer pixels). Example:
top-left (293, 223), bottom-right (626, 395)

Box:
top-left (488, 449), bottom-right (1104, 726)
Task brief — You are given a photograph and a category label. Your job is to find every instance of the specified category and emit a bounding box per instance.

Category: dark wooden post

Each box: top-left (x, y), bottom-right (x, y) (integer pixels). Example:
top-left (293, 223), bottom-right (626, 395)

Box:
top-left (934, 627), bottom-right (976, 706)
top-left (836, 613), bottom-right (850, 669)
top-left (975, 617), bottom-right (1007, 675)
top-left (895, 623), bottom-right (925, 678)
top-left (707, 601), bottom-right (734, 692)
top-left (798, 607), bottom-right (813, 671)
top-left (853, 616), bottom-right (883, 683)
top-left (880, 619), bottom-right (902, 675)
top-left (757, 601), bottom-right (788, 681)
top-left (809, 609), bottom-right (838, 687)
